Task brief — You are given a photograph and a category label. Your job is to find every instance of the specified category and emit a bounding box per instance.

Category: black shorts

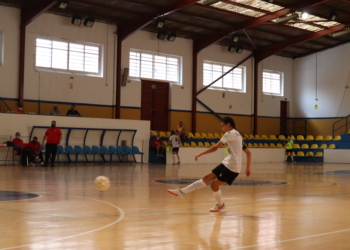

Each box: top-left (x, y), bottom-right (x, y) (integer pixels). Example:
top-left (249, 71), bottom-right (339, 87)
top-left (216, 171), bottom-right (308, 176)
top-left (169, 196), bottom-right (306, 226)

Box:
top-left (286, 149), bottom-right (293, 153)
top-left (172, 147), bottom-right (179, 152)
top-left (212, 164), bottom-right (239, 185)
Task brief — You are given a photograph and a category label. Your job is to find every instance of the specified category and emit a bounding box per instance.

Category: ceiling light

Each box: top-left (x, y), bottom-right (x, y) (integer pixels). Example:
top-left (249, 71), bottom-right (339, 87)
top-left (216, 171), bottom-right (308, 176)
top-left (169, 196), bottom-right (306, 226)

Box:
top-left (167, 32), bottom-right (177, 42)
top-left (58, 0), bottom-right (70, 9)
top-left (330, 28), bottom-right (350, 38)
top-left (329, 11), bottom-right (337, 21)
top-left (235, 45), bottom-right (244, 54)
top-left (71, 15), bottom-right (83, 26)
top-left (203, 0), bottom-right (221, 6)
top-left (231, 34), bottom-right (239, 43)
top-left (157, 31), bottom-right (167, 40)
top-left (84, 17), bottom-right (95, 28)
top-left (156, 18), bottom-right (165, 28)
top-left (228, 44), bottom-right (236, 53)
top-left (274, 13), bottom-right (299, 24)
top-left (301, 11), bottom-right (309, 20)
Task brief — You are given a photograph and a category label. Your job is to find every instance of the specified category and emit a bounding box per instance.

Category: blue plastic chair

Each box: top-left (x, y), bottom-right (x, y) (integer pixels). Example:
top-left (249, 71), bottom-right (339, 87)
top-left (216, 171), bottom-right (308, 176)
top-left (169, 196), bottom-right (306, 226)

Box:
top-left (73, 145), bottom-right (83, 164)
top-left (108, 146), bottom-right (117, 163)
top-left (64, 145), bottom-right (74, 164)
top-left (124, 146), bottom-right (134, 162)
top-left (100, 146), bottom-right (112, 163)
top-left (83, 146), bottom-right (93, 163)
top-left (91, 146), bottom-right (100, 163)
top-left (132, 146), bottom-right (144, 163)
top-left (56, 146), bottom-right (64, 164)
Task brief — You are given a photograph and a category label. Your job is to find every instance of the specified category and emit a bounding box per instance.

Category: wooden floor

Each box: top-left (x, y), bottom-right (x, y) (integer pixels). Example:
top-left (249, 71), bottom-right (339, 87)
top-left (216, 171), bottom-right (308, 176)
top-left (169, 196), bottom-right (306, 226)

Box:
top-left (1, 162), bottom-right (350, 250)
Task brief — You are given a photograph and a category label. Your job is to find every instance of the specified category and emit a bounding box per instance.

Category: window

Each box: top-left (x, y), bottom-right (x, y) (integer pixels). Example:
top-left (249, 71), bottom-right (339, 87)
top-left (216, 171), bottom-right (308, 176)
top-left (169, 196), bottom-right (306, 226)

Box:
top-left (129, 49), bottom-right (181, 84)
top-left (35, 37), bottom-right (102, 76)
top-left (263, 70), bottom-right (284, 96)
top-left (203, 61), bottom-right (245, 92)
top-left (0, 30), bottom-right (4, 66)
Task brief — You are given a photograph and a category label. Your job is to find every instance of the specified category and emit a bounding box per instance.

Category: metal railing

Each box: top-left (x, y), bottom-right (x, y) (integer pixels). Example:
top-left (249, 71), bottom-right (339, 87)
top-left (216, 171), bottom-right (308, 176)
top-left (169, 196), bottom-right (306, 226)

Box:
top-left (333, 115), bottom-right (350, 137)
top-left (0, 97), bottom-right (11, 113)
top-left (281, 119), bottom-right (307, 136)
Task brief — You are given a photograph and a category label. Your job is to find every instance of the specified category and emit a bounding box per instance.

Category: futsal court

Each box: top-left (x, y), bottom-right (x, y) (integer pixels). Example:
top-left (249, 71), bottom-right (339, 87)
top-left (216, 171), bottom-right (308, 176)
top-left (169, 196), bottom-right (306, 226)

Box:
top-left (1, 161), bottom-right (350, 250)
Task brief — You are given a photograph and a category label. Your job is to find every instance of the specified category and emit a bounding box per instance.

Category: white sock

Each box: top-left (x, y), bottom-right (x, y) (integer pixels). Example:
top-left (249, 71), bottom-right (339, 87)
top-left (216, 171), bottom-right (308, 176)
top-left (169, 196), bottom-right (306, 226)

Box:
top-left (176, 155), bottom-right (180, 162)
top-left (291, 156), bottom-right (294, 161)
top-left (213, 189), bottom-right (223, 206)
top-left (181, 179), bottom-right (206, 194)
top-left (173, 155), bottom-right (176, 163)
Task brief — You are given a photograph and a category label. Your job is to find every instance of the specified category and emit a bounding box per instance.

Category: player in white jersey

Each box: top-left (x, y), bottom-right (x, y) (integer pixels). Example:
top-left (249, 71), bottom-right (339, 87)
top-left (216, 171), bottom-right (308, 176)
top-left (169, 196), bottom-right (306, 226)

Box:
top-left (168, 117), bottom-right (251, 212)
top-left (168, 130), bottom-right (182, 165)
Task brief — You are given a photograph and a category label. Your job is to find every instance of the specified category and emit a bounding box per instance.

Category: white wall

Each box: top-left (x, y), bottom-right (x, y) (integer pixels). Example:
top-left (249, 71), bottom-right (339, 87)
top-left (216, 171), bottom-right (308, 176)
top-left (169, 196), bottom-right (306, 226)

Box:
top-left (293, 43), bottom-right (350, 118)
top-left (0, 5), bottom-right (294, 118)
top-left (24, 13), bottom-right (116, 106)
top-left (0, 5), bottom-right (20, 98)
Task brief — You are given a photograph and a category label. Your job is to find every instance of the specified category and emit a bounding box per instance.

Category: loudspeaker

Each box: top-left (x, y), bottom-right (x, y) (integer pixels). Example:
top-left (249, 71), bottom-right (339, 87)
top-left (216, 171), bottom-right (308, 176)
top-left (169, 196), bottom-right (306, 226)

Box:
top-left (121, 68), bottom-right (129, 87)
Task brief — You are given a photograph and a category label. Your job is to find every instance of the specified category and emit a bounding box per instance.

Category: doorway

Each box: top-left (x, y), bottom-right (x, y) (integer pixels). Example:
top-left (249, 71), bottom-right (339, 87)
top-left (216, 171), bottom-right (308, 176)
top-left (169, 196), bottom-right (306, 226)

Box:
top-left (141, 80), bottom-right (169, 131)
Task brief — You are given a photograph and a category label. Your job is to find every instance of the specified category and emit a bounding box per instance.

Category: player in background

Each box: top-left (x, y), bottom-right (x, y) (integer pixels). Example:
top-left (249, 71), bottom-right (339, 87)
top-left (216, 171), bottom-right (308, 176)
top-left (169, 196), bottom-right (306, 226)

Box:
top-left (168, 117), bottom-right (251, 212)
top-left (168, 130), bottom-right (182, 165)
top-left (284, 135), bottom-right (295, 162)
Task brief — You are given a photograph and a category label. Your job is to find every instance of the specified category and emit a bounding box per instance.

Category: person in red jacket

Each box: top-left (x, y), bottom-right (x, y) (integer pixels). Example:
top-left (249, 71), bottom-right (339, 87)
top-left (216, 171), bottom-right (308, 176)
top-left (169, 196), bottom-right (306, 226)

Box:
top-left (28, 136), bottom-right (44, 166)
top-left (12, 132), bottom-right (34, 165)
top-left (42, 121), bottom-right (62, 167)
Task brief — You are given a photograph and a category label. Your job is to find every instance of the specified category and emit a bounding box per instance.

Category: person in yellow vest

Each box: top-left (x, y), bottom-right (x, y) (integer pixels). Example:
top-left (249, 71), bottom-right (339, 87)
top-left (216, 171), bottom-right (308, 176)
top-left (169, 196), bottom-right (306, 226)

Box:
top-left (284, 135), bottom-right (295, 162)
top-left (175, 121), bottom-right (187, 139)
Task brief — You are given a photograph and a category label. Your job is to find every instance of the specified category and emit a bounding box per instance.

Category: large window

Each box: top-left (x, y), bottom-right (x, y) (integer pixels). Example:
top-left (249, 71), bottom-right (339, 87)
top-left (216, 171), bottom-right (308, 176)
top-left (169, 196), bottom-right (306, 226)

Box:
top-left (129, 49), bottom-right (181, 84)
top-left (35, 37), bottom-right (102, 76)
top-left (262, 70), bottom-right (284, 96)
top-left (0, 30), bottom-right (4, 66)
top-left (203, 61), bottom-right (245, 92)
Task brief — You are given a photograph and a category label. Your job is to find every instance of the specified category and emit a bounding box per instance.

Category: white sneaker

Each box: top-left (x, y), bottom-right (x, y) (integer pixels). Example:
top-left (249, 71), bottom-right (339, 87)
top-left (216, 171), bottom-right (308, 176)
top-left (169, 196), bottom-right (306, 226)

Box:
top-left (40, 162), bottom-right (44, 166)
top-left (167, 188), bottom-right (184, 198)
top-left (209, 203), bottom-right (226, 212)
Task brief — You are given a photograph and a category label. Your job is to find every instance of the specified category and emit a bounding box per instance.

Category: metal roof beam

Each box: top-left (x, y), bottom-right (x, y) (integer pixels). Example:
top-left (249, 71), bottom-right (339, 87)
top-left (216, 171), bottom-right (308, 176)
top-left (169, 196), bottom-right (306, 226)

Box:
top-left (256, 24), bottom-right (346, 62)
top-left (118, 0), bottom-right (199, 41)
top-left (193, 0), bottom-right (331, 53)
top-left (21, 0), bottom-right (57, 27)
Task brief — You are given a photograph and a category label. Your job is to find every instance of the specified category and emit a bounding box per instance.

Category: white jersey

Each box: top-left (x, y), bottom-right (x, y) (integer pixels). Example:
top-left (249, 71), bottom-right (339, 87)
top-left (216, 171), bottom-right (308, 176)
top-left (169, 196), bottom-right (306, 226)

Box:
top-left (220, 129), bottom-right (242, 173)
top-left (169, 135), bottom-right (181, 148)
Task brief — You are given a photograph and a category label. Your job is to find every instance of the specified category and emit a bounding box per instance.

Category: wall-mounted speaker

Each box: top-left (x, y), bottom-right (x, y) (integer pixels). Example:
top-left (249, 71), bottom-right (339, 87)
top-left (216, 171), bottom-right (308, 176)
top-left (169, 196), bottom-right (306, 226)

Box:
top-left (122, 68), bottom-right (129, 87)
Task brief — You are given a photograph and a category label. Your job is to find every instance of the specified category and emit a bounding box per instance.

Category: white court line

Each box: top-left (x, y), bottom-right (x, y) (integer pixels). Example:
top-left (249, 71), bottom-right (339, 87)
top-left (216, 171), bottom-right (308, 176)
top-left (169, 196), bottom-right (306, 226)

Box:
top-left (0, 194), bottom-right (125, 250)
top-left (231, 228), bottom-right (350, 249)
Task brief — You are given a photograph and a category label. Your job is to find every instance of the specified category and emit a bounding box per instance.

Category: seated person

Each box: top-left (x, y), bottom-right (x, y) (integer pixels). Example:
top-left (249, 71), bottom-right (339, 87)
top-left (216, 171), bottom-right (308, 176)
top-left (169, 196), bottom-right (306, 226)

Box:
top-left (12, 132), bottom-right (34, 164)
top-left (28, 136), bottom-right (44, 166)
top-left (13, 105), bottom-right (28, 114)
top-left (175, 121), bottom-right (187, 139)
top-left (66, 104), bottom-right (81, 117)
top-left (151, 135), bottom-right (166, 156)
top-left (49, 104), bottom-right (63, 116)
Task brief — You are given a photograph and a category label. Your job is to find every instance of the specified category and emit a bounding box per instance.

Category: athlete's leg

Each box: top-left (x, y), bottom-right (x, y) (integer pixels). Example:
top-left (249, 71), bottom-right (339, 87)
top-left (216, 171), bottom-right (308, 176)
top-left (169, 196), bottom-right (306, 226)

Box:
top-left (210, 179), bottom-right (227, 212)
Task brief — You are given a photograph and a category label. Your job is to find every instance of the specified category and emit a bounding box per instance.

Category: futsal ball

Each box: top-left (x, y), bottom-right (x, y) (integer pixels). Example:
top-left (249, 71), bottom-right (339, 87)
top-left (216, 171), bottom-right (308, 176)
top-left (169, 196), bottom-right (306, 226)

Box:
top-left (95, 176), bottom-right (110, 191)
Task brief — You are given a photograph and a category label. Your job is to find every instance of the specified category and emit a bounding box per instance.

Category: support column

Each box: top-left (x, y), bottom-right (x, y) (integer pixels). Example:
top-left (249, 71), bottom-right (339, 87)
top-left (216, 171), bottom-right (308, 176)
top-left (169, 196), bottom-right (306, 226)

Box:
top-left (192, 51), bottom-right (198, 133)
top-left (253, 56), bottom-right (258, 135)
top-left (115, 39), bottom-right (122, 119)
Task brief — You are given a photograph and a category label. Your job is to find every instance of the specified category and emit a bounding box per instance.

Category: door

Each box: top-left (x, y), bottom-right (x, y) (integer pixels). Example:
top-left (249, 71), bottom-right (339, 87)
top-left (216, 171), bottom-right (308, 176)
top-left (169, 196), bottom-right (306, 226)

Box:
top-left (141, 80), bottom-right (169, 131)
top-left (280, 100), bottom-right (288, 135)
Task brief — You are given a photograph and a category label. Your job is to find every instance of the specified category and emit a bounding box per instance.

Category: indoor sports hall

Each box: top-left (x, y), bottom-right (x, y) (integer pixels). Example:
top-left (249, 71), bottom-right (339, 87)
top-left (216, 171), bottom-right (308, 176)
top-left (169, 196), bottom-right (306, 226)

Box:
top-left (1, 0), bottom-right (350, 249)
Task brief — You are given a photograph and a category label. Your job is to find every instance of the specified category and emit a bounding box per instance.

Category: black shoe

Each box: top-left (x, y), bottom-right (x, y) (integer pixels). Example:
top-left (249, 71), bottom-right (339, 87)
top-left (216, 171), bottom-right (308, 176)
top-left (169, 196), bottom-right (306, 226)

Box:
top-left (51, 164), bottom-right (55, 167)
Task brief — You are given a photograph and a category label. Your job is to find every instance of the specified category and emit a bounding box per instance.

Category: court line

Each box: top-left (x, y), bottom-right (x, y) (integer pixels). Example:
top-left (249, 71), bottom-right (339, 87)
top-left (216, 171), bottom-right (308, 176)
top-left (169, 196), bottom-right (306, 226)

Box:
top-left (230, 228), bottom-right (350, 249)
top-left (0, 195), bottom-right (125, 250)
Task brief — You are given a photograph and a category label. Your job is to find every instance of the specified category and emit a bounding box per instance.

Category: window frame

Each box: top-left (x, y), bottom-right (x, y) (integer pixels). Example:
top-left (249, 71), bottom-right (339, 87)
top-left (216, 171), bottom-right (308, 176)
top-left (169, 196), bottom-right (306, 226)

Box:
top-left (0, 30), bottom-right (4, 66)
top-left (203, 60), bottom-right (246, 93)
top-left (35, 36), bottom-right (104, 77)
top-left (129, 49), bottom-right (182, 85)
top-left (262, 69), bottom-right (284, 96)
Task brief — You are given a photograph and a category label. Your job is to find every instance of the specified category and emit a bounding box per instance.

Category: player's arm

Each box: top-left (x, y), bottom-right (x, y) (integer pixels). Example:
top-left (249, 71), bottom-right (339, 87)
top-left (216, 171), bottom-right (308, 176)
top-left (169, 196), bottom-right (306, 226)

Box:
top-left (42, 134), bottom-right (47, 145)
top-left (195, 141), bottom-right (223, 161)
top-left (243, 148), bottom-right (251, 177)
